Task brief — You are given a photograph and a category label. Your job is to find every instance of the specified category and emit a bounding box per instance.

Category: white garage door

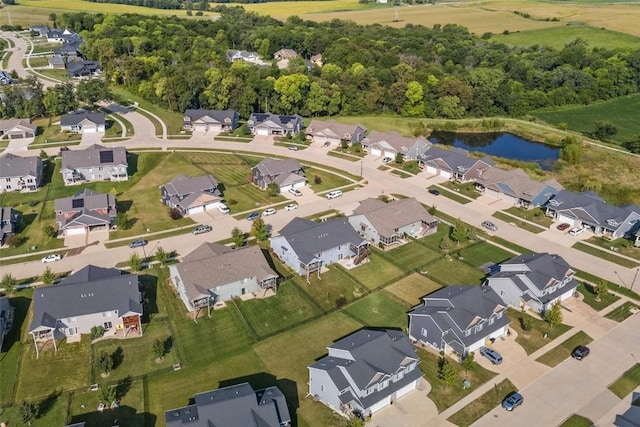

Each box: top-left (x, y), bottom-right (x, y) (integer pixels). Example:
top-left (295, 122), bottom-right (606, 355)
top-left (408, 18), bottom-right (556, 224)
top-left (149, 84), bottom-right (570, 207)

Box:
top-left (256, 128), bottom-right (269, 136)
top-left (384, 150), bottom-right (396, 159)
top-left (369, 395), bottom-right (391, 414)
top-left (187, 206), bottom-right (205, 215)
top-left (66, 226), bottom-right (87, 235)
top-left (82, 126), bottom-right (98, 133)
top-left (203, 201), bottom-right (219, 211)
top-left (440, 171), bottom-right (452, 179)
top-left (395, 380), bottom-right (417, 399)
top-left (370, 148), bottom-right (382, 157)
top-left (557, 214), bottom-right (576, 226)
top-left (426, 166), bottom-right (438, 175)
top-left (193, 124), bottom-right (208, 131)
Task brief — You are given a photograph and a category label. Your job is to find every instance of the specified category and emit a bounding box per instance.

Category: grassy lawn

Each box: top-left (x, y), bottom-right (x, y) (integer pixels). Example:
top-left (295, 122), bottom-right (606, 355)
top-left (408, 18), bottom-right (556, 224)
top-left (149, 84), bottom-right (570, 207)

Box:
top-left (36, 68), bottom-right (71, 81)
top-left (293, 267), bottom-right (366, 312)
top-left (327, 150), bottom-right (363, 162)
top-left (492, 211), bottom-right (546, 234)
top-left (104, 118), bottom-right (123, 138)
top-left (343, 291), bottom-right (409, 329)
top-left (0, 290), bottom-right (32, 406)
top-left (0, 391), bottom-right (69, 427)
top-left (486, 235), bottom-right (533, 255)
top-left (504, 206), bottom-right (554, 228)
top-left (430, 185), bottom-right (471, 204)
top-left (492, 25), bottom-right (640, 50)
top-left (585, 236), bottom-right (640, 262)
top-left (507, 308), bottom-right (572, 355)
top-left (458, 242), bottom-right (514, 268)
top-left (440, 181), bottom-right (480, 200)
top-left (417, 222), bottom-right (452, 251)
top-left (605, 301), bottom-right (640, 322)
top-left (385, 273), bottom-right (442, 306)
top-left (535, 331), bottom-right (593, 367)
top-left (387, 241), bottom-right (442, 271)
top-left (575, 270), bottom-right (640, 303)
top-left (340, 251), bottom-right (404, 290)
top-left (26, 56), bottom-right (49, 67)
top-left (304, 166), bottom-right (355, 193)
top-left (390, 169), bottom-right (412, 178)
top-left (609, 363), bottom-right (640, 399)
top-left (235, 282), bottom-right (322, 338)
top-left (425, 257), bottom-right (487, 286)
top-left (447, 378), bottom-right (517, 427)
top-left (558, 414), bottom-right (594, 427)
top-left (577, 282), bottom-right (620, 311)
top-left (572, 242), bottom-right (640, 268)
top-left (418, 348), bottom-right (498, 413)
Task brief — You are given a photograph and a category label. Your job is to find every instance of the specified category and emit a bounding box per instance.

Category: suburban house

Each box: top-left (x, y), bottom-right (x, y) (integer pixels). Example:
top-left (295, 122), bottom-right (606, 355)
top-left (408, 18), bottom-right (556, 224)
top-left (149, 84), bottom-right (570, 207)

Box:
top-left (484, 252), bottom-right (578, 313)
top-left (545, 190), bottom-right (640, 238)
top-left (273, 49), bottom-right (298, 60)
top-left (362, 131), bottom-right (430, 160)
top-left (408, 286), bottom-right (510, 357)
top-left (60, 144), bottom-right (128, 185)
top-left (306, 120), bottom-right (367, 146)
top-left (0, 118), bottom-right (37, 140)
top-left (348, 197), bottom-right (439, 247)
top-left (60, 112), bottom-right (105, 133)
top-left (29, 24), bottom-right (50, 37)
top-left (310, 54), bottom-right (323, 67)
top-left (54, 189), bottom-right (117, 236)
top-left (0, 296), bottom-right (13, 352)
top-left (270, 218), bottom-right (370, 281)
top-left (0, 153), bottom-right (43, 192)
top-left (0, 207), bottom-right (17, 246)
top-left (160, 174), bottom-right (222, 216)
top-left (165, 382), bottom-right (291, 427)
top-left (28, 265), bottom-right (142, 356)
top-left (49, 54), bottom-right (66, 69)
top-left (418, 146), bottom-right (494, 181)
top-left (46, 29), bottom-right (81, 44)
top-left (67, 60), bottom-right (101, 78)
top-left (182, 109), bottom-right (239, 132)
top-left (475, 168), bottom-right (563, 208)
top-left (248, 113), bottom-right (304, 136)
top-left (252, 158), bottom-right (306, 192)
top-left (227, 50), bottom-right (268, 65)
top-left (0, 71), bottom-right (14, 85)
top-left (54, 43), bottom-right (82, 60)
top-left (308, 329), bottom-right (423, 418)
top-left (169, 242), bottom-right (278, 313)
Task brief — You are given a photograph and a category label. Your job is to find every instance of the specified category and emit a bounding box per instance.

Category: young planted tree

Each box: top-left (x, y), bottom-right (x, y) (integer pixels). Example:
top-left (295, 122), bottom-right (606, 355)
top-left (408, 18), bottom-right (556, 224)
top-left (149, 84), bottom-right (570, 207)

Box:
top-left (20, 400), bottom-right (37, 426)
top-left (153, 338), bottom-right (165, 362)
top-left (155, 246), bottom-right (170, 267)
top-left (1, 273), bottom-right (17, 294)
top-left (438, 357), bottom-right (457, 388)
top-left (128, 252), bottom-right (143, 272)
top-left (251, 217), bottom-right (269, 241)
top-left (41, 267), bottom-right (56, 285)
top-left (116, 212), bottom-right (132, 230)
top-left (450, 220), bottom-right (468, 245)
top-left (439, 234), bottom-right (452, 252)
top-left (97, 350), bottom-right (114, 376)
top-left (267, 182), bottom-right (280, 197)
top-left (44, 225), bottom-right (58, 239)
top-left (98, 383), bottom-right (117, 404)
top-left (595, 280), bottom-right (609, 301)
top-left (520, 314), bottom-right (533, 334)
top-left (231, 227), bottom-right (246, 248)
top-left (544, 302), bottom-right (563, 330)
top-left (461, 352), bottom-right (476, 375)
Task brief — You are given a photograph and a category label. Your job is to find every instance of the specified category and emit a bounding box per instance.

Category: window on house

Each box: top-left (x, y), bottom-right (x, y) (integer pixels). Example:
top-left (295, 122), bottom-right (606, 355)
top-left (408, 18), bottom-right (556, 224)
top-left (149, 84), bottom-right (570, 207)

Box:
top-left (465, 329), bottom-right (471, 337)
top-left (496, 311), bottom-right (503, 319)
top-left (320, 385), bottom-right (324, 392)
top-left (500, 290), bottom-right (504, 297)
top-left (67, 317), bottom-right (77, 323)
top-left (421, 328), bottom-right (427, 337)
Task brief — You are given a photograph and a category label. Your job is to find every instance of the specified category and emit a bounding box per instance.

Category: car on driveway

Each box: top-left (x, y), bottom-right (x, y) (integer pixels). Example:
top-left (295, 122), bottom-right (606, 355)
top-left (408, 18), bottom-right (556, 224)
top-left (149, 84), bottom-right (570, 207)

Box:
top-left (323, 141), bottom-right (331, 147)
top-left (479, 346), bottom-right (503, 365)
top-left (247, 212), bottom-right (261, 221)
top-left (285, 203), bottom-right (298, 211)
top-left (557, 223), bottom-right (571, 231)
top-left (288, 145), bottom-right (298, 151)
top-left (192, 225), bottom-right (212, 235)
top-left (289, 188), bottom-right (302, 196)
top-left (129, 239), bottom-right (148, 248)
top-left (42, 254), bottom-right (62, 263)
top-left (571, 345), bottom-right (590, 360)
top-left (569, 226), bottom-right (585, 236)
top-left (262, 208), bottom-right (277, 216)
top-left (502, 392), bottom-right (523, 411)
top-left (382, 157), bottom-right (392, 164)
top-left (428, 188), bottom-right (440, 196)
top-left (481, 220), bottom-right (498, 231)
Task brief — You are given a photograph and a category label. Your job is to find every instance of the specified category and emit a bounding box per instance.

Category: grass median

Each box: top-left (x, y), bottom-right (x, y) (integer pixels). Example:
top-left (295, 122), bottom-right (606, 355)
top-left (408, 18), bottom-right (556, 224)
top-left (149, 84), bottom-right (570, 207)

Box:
top-left (447, 378), bottom-right (517, 427)
top-left (536, 331), bottom-right (593, 367)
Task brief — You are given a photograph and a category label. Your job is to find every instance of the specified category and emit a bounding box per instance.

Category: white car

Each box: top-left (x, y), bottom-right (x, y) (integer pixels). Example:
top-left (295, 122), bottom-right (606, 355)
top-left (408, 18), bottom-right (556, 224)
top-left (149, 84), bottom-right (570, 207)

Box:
top-left (326, 190), bottom-right (343, 199)
top-left (218, 203), bottom-right (230, 214)
top-left (262, 208), bottom-right (277, 216)
top-left (42, 254), bottom-right (62, 263)
top-left (289, 188), bottom-right (302, 197)
top-left (285, 203), bottom-right (298, 211)
top-left (569, 227), bottom-right (585, 236)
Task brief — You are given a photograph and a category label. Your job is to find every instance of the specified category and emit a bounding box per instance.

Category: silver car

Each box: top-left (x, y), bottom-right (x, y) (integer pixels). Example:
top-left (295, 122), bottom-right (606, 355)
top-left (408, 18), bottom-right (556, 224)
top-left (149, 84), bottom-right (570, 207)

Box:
top-left (482, 220), bottom-right (498, 231)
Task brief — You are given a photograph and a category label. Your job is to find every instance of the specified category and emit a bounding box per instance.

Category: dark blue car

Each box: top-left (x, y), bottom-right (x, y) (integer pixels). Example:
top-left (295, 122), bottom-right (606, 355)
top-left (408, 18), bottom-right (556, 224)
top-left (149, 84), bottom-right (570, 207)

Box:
top-left (502, 392), bottom-right (523, 411)
top-left (247, 212), bottom-right (261, 221)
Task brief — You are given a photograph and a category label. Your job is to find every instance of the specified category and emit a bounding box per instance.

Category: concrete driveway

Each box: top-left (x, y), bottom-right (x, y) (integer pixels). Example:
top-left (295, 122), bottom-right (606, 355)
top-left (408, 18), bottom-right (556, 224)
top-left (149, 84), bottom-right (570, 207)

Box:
top-left (80, 131), bottom-right (104, 146)
top-left (367, 379), bottom-right (438, 427)
top-left (475, 330), bottom-right (529, 375)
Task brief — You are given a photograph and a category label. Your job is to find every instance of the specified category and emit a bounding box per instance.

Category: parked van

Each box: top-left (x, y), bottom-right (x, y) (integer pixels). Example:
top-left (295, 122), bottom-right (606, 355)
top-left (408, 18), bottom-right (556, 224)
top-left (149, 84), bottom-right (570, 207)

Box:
top-left (218, 203), bottom-right (230, 214)
top-left (326, 190), bottom-right (343, 199)
top-left (569, 227), bottom-right (584, 236)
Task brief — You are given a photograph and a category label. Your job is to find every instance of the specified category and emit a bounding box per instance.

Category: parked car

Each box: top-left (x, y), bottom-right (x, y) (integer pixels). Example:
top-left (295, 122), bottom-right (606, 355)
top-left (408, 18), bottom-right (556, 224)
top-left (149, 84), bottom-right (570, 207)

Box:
top-left (557, 223), bottom-right (571, 231)
top-left (192, 225), bottom-right (212, 235)
top-left (569, 227), bottom-right (585, 236)
top-left (288, 145), bottom-right (298, 151)
top-left (246, 212), bottom-right (261, 221)
top-left (129, 239), bottom-right (148, 248)
top-left (481, 220), bottom-right (498, 231)
top-left (289, 188), bottom-right (302, 197)
top-left (479, 346), bottom-right (503, 365)
top-left (41, 254), bottom-right (62, 263)
top-left (428, 188), bottom-right (440, 196)
top-left (323, 141), bottom-right (331, 147)
top-left (326, 190), bottom-right (343, 199)
top-left (262, 208), bottom-right (277, 216)
top-left (218, 203), bottom-right (230, 214)
top-left (571, 345), bottom-right (590, 360)
top-left (502, 392), bottom-right (523, 411)
top-left (382, 157), bottom-right (392, 164)
top-left (285, 203), bottom-right (298, 211)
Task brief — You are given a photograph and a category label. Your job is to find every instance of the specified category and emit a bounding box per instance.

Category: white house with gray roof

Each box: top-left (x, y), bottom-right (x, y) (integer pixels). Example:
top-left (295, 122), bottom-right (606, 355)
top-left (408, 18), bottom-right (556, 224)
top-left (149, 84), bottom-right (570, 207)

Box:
top-left (418, 146), bottom-right (494, 182)
top-left (61, 144), bottom-right (128, 185)
top-left (309, 329), bottom-right (423, 418)
top-left (160, 174), bottom-right (222, 216)
top-left (306, 120), bottom-right (367, 146)
top-left (408, 286), bottom-right (510, 357)
top-left (60, 112), bottom-right (105, 134)
top-left (29, 265), bottom-right (142, 357)
top-left (169, 242), bottom-right (278, 314)
top-left (270, 218), bottom-right (370, 282)
top-left (252, 158), bottom-right (306, 192)
top-left (474, 167), bottom-right (563, 208)
top-left (0, 153), bottom-right (43, 192)
top-left (0, 118), bottom-right (36, 140)
top-left (165, 382), bottom-right (291, 427)
top-left (484, 253), bottom-right (578, 313)
top-left (248, 113), bottom-right (304, 136)
top-left (545, 190), bottom-right (640, 238)
top-left (349, 197), bottom-right (438, 247)
top-left (54, 189), bottom-right (116, 236)
top-left (182, 109), bottom-right (239, 132)
top-left (362, 131), bottom-right (430, 160)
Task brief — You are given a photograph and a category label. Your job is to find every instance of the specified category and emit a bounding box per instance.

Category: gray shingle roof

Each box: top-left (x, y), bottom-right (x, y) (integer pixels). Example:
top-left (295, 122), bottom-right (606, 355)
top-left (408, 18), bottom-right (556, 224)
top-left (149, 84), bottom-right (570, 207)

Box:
top-left (29, 267), bottom-right (141, 332)
top-left (184, 109), bottom-right (237, 124)
top-left (165, 383), bottom-right (290, 427)
top-left (248, 113), bottom-right (303, 130)
top-left (306, 120), bottom-right (366, 142)
top-left (419, 146), bottom-right (494, 175)
top-left (351, 197), bottom-right (437, 238)
top-left (61, 144), bottom-right (126, 170)
top-left (0, 207), bottom-right (15, 237)
top-left (54, 189), bottom-right (115, 213)
top-left (60, 112), bottom-right (105, 127)
top-left (475, 168), bottom-right (562, 202)
top-left (547, 190), bottom-right (640, 229)
top-left (499, 252), bottom-right (574, 291)
top-left (0, 118), bottom-right (37, 133)
top-left (162, 174), bottom-right (219, 198)
top-left (275, 217), bottom-right (367, 264)
top-left (364, 131), bottom-right (429, 155)
top-left (0, 153), bottom-right (42, 178)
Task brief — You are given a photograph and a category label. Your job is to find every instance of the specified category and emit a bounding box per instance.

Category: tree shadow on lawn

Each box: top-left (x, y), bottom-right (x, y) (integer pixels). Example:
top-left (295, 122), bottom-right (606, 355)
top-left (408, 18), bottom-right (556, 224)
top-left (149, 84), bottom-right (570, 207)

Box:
top-left (138, 274), bottom-right (158, 322)
top-left (68, 405), bottom-right (155, 427)
top-left (116, 199), bottom-right (133, 213)
top-left (126, 152), bottom-right (138, 177)
top-left (40, 160), bottom-right (56, 187)
top-left (38, 389), bottom-right (61, 418)
top-left (0, 295), bottom-right (31, 355)
top-left (112, 346), bottom-right (124, 371)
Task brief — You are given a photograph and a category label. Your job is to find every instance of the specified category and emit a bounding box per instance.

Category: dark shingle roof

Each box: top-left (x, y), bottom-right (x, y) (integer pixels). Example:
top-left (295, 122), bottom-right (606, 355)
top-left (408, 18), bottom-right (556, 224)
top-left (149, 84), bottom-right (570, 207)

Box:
top-left (162, 174), bottom-right (219, 197)
top-left (184, 109), bottom-right (237, 124)
top-left (60, 112), bottom-right (105, 127)
top-left (61, 144), bottom-right (126, 170)
top-left (547, 190), bottom-right (640, 229)
top-left (0, 153), bottom-right (42, 178)
top-left (248, 113), bottom-right (303, 129)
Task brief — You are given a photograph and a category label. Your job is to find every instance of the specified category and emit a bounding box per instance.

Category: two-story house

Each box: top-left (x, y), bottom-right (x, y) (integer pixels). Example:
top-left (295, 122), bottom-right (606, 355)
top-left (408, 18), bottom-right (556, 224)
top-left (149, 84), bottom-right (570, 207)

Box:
top-left (348, 197), bottom-right (439, 247)
top-left (309, 329), bottom-right (424, 418)
top-left (28, 265), bottom-right (142, 357)
top-left (252, 158), bottom-right (306, 192)
top-left (165, 382), bottom-right (291, 427)
top-left (247, 113), bottom-right (304, 136)
top-left (0, 153), bottom-right (43, 192)
top-left (60, 112), bottom-right (105, 133)
top-left (474, 167), bottom-right (563, 208)
top-left (362, 131), bottom-right (430, 160)
top-left (484, 252), bottom-right (578, 313)
top-left (305, 120), bottom-right (367, 146)
top-left (169, 242), bottom-right (278, 314)
top-left (160, 174), bottom-right (222, 216)
top-left (0, 207), bottom-right (17, 246)
top-left (408, 286), bottom-right (510, 357)
top-left (270, 218), bottom-right (369, 282)
top-left (60, 144), bottom-right (128, 185)
top-left (54, 189), bottom-right (117, 236)
top-left (182, 109), bottom-right (239, 133)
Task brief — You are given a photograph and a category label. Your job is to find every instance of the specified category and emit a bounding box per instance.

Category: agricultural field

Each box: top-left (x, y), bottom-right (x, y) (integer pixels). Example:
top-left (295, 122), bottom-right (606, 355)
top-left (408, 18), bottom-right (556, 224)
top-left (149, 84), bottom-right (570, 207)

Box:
top-left (492, 25), bottom-right (640, 50)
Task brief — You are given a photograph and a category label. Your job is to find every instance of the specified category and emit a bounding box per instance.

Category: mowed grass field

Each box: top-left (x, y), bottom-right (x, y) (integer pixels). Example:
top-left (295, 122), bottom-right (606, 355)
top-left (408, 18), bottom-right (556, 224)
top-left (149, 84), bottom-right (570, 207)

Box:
top-left (492, 25), bottom-right (640, 50)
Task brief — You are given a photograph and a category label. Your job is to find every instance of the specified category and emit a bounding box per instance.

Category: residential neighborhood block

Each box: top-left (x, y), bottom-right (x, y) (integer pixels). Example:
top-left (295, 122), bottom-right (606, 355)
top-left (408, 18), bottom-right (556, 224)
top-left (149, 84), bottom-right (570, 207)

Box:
top-left (252, 158), bottom-right (306, 192)
top-left (54, 189), bottom-right (116, 236)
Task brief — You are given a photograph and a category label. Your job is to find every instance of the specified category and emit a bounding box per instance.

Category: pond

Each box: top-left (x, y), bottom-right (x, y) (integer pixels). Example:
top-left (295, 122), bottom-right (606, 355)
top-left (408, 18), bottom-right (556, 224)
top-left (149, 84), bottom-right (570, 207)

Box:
top-left (429, 131), bottom-right (560, 171)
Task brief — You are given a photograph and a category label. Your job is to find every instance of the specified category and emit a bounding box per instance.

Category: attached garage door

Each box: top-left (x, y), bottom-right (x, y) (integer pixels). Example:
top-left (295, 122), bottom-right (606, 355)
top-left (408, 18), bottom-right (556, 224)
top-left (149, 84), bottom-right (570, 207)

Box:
top-left (193, 124), bottom-right (208, 131)
top-left (557, 214), bottom-right (576, 227)
top-left (82, 125), bottom-right (98, 133)
top-left (187, 206), bottom-right (205, 215)
top-left (395, 380), bottom-right (417, 399)
top-left (203, 201), bottom-right (219, 211)
top-left (368, 396), bottom-right (391, 414)
top-left (65, 226), bottom-right (87, 235)
top-left (256, 128), bottom-right (269, 136)
top-left (370, 148), bottom-right (382, 157)
top-left (440, 171), bottom-right (452, 179)
top-left (425, 166), bottom-right (438, 175)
